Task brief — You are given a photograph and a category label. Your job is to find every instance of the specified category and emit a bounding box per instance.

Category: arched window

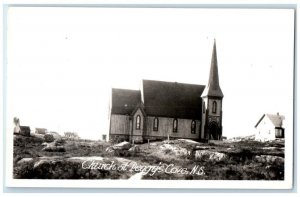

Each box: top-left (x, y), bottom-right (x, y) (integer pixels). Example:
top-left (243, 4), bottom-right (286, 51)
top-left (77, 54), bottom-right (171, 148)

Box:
top-left (173, 119), bottom-right (178, 133)
top-left (212, 101), bottom-right (217, 113)
top-left (153, 117), bottom-right (159, 131)
top-left (136, 115), bottom-right (141, 130)
top-left (191, 120), bottom-right (196, 134)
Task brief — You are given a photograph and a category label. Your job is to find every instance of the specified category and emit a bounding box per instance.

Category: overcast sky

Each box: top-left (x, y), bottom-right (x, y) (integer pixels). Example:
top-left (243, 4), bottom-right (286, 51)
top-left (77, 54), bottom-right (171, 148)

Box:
top-left (6, 7), bottom-right (294, 140)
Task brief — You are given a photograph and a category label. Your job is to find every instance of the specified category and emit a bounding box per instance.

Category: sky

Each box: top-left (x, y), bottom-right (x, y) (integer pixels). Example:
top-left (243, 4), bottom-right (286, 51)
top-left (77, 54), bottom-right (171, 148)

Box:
top-left (6, 7), bottom-right (294, 140)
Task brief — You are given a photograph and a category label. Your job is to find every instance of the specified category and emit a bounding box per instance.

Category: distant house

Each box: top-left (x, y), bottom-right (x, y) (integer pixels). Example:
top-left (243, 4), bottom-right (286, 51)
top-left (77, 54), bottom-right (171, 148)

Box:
top-left (35, 128), bottom-right (47, 134)
top-left (19, 126), bottom-right (31, 137)
top-left (255, 113), bottom-right (285, 141)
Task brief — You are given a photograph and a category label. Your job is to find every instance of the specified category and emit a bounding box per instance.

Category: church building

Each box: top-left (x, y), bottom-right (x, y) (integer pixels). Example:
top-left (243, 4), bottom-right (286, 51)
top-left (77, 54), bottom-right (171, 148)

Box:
top-left (109, 40), bottom-right (224, 143)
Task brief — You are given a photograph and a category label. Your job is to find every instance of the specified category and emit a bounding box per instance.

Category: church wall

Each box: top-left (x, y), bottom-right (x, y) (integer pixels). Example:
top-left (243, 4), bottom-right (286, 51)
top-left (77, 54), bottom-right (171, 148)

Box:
top-left (109, 114), bottom-right (130, 135)
top-left (145, 116), bottom-right (200, 140)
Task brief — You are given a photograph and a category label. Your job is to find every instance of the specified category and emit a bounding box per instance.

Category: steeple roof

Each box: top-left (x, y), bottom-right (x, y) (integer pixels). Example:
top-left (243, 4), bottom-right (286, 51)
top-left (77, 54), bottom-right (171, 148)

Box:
top-left (202, 39), bottom-right (224, 98)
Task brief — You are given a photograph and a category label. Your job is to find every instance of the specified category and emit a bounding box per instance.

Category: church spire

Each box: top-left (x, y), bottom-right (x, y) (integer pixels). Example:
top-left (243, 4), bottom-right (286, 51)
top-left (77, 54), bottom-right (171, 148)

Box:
top-left (202, 39), bottom-right (224, 98)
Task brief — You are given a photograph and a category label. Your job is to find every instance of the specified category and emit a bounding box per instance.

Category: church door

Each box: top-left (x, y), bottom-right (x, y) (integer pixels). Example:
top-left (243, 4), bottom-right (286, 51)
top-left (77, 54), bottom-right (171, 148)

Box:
top-left (209, 122), bottom-right (220, 140)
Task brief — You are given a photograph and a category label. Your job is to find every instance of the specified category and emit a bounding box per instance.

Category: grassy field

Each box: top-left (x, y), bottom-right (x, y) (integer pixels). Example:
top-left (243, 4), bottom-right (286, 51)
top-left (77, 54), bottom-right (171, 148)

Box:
top-left (13, 133), bottom-right (284, 180)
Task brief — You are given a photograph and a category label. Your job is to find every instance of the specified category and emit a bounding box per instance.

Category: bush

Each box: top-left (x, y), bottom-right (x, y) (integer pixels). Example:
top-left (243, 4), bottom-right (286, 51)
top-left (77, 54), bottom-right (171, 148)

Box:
top-left (44, 134), bottom-right (54, 142)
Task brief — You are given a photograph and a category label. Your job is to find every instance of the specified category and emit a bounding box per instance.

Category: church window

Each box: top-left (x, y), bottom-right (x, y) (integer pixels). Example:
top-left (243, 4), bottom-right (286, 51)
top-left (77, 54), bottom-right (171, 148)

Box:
top-left (173, 119), bottom-right (178, 133)
top-left (136, 115), bottom-right (141, 130)
top-left (191, 120), bottom-right (196, 134)
top-left (153, 117), bottom-right (159, 131)
top-left (212, 101), bottom-right (217, 113)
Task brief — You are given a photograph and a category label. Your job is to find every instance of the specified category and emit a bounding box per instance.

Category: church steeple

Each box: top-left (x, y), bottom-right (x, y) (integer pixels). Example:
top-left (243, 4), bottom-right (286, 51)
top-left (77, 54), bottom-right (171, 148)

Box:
top-left (200, 39), bottom-right (224, 141)
top-left (202, 39), bottom-right (223, 98)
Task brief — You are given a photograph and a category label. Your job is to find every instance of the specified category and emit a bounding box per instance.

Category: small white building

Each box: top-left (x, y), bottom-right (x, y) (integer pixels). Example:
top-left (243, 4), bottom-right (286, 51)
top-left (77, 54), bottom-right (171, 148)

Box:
top-left (35, 128), bottom-right (48, 134)
top-left (254, 113), bottom-right (285, 141)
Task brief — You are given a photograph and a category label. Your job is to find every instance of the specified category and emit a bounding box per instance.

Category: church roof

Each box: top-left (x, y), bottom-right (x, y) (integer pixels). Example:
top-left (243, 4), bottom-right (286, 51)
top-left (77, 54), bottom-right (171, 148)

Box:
top-left (110, 80), bottom-right (205, 119)
top-left (111, 88), bottom-right (141, 115)
top-left (255, 113), bottom-right (285, 128)
top-left (202, 39), bottom-right (224, 98)
top-left (142, 80), bottom-right (205, 119)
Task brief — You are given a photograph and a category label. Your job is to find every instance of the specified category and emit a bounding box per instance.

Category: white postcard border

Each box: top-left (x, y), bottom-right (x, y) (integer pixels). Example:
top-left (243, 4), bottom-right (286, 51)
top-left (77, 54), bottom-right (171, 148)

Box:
top-left (3, 1), bottom-right (296, 190)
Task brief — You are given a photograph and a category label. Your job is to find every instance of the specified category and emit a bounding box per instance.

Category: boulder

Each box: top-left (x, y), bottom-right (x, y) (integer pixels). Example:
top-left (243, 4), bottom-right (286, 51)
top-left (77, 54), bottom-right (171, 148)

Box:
top-left (105, 147), bottom-right (114, 153)
top-left (177, 139), bottom-right (199, 144)
top-left (42, 145), bottom-right (66, 152)
top-left (44, 134), bottom-right (55, 142)
top-left (195, 150), bottom-right (227, 162)
top-left (128, 145), bottom-right (140, 153)
top-left (54, 138), bottom-right (65, 146)
top-left (42, 141), bottom-right (65, 152)
top-left (254, 155), bottom-right (284, 164)
top-left (17, 158), bottom-right (34, 165)
top-left (14, 156), bottom-right (134, 179)
top-left (160, 143), bottom-right (189, 157)
top-left (160, 143), bottom-right (175, 150)
top-left (195, 146), bottom-right (211, 150)
top-left (112, 141), bottom-right (131, 150)
top-left (14, 157), bottom-right (35, 178)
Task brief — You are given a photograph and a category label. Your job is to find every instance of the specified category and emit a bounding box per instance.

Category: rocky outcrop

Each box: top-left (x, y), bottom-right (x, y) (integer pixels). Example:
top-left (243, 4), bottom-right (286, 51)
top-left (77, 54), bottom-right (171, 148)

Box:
top-left (14, 156), bottom-right (134, 179)
top-left (254, 155), bottom-right (284, 164)
top-left (194, 150), bottom-right (227, 162)
top-left (42, 139), bottom-right (66, 152)
top-left (105, 141), bottom-right (136, 157)
top-left (159, 143), bottom-right (190, 157)
top-left (128, 145), bottom-right (140, 153)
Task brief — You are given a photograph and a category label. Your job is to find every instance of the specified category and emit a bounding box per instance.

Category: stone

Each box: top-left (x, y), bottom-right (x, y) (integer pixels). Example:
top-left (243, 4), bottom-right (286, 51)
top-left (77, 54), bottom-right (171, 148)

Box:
top-left (41, 142), bottom-right (49, 146)
top-left (177, 139), bottom-right (199, 144)
top-left (195, 146), bottom-right (211, 150)
top-left (42, 145), bottom-right (66, 152)
top-left (105, 147), bottom-right (114, 153)
top-left (54, 138), bottom-right (65, 146)
top-left (160, 143), bottom-right (189, 157)
top-left (254, 155), bottom-right (284, 164)
top-left (112, 141), bottom-right (131, 150)
top-left (195, 150), bottom-right (227, 162)
top-left (42, 141), bottom-right (65, 152)
top-left (17, 158), bottom-right (34, 165)
top-left (128, 145), bottom-right (140, 153)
